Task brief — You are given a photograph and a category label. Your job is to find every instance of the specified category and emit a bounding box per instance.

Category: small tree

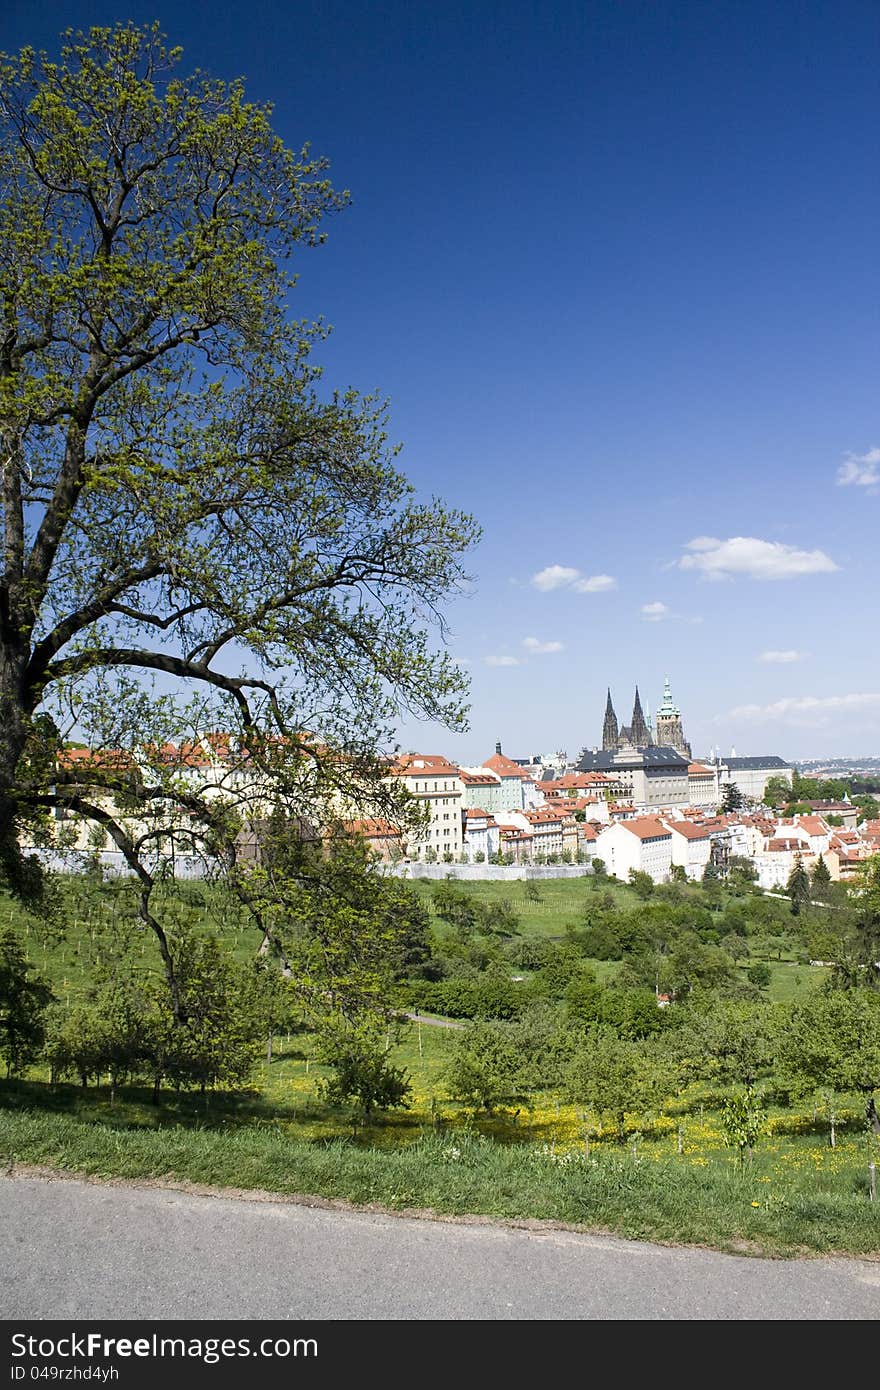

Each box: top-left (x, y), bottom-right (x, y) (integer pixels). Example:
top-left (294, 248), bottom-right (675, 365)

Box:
top-left (0, 928), bottom-right (54, 1076)
top-left (778, 992), bottom-right (880, 1146)
top-left (810, 856), bottom-right (832, 895)
top-left (477, 898), bottom-right (520, 937)
top-left (720, 932), bottom-right (749, 964)
top-left (721, 1087), bottom-right (766, 1169)
top-left (786, 857), bottom-right (811, 917)
top-left (674, 1001), bottom-right (777, 1089)
top-left (318, 1019), bottom-right (411, 1125)
top-left (746, 962), bottom-right (772, 988)
top-left (432, 881), bottom-right (480, 934)
top-left (566, 1027), bottom-right (662, 1143)
top-left (444, 1020), bottom-right (524, 1112)
top-left (763, 776), bottom-right (792, 808)
top-left (628, 869), bottom-right (655, 900)
top-left (721, 783), bottom-right (745, 812)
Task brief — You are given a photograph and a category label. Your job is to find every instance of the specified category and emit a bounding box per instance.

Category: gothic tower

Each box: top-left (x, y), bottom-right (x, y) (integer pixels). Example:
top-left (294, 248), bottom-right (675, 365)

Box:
top-left (601, 689), bottom-right (619, 751)
top-left (629, 686), bottom-right (650, 746)
top-left (654, 676), bottom-right (692, 758)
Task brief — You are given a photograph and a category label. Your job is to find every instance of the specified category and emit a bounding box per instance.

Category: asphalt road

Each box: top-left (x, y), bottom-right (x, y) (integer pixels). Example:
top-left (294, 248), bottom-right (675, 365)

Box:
top-left (2, 1173), bottom-right (879, 1320)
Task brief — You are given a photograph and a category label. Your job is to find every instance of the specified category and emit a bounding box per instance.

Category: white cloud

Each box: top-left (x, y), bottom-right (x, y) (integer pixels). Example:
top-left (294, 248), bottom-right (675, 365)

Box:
top-left (522, 637), bottom-right (564, 655)
top-left (759, 650), bottom-right (805, 664)
top-left (573, 574), bottom-right (617, 593)
top-left (641, 601), bottom-right (669, 621)
top-left (726, 692), bottom-right (880, 727)
top-left (531, 565), bottom-right (580, 591)
top-left (678, 536), bottom-right (838, 581)
top-left (530, 565), bottom-right (617, 594)
top-left (837, 447), bottom-right (880, 488)
top-left (484, 654), bottom-right (522, 667)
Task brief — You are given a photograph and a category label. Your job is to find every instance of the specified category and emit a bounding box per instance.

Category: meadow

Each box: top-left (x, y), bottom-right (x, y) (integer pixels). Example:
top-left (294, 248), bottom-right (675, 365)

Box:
top-left (2, 874), bottom-right (878, 1257)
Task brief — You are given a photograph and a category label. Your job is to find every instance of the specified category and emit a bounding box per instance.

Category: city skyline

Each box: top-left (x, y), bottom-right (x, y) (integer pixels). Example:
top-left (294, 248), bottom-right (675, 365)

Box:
top-left (6, 0), bottom-right (877, 763)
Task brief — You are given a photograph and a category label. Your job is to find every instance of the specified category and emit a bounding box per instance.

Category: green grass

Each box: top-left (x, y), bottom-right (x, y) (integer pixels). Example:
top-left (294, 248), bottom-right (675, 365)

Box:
top-left (762, 960), bottom-right (826, 1002)
top-left (409, 874), bottom-right (640, 937)
top-left (1, 880), bottom-right (860, 1254)
top-left (2, 1093), bottom-right (879, 1258)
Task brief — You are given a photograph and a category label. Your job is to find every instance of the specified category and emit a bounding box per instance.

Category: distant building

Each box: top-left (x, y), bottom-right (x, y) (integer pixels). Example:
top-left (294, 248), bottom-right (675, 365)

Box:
top-left (576, 743), bottom-right (690, 807)
top-left (597, 817), bottom-right (673, 883)
top-left (599, 679), bottom-right (690, 758)
top-left (720, 756), bottom-right (793, 802)
top-left (667, 820), bottom-right (712, 880)
top-left (389, 754), bottom-right (463, 861)
top-left (653, 677), bottom-right (692, 759)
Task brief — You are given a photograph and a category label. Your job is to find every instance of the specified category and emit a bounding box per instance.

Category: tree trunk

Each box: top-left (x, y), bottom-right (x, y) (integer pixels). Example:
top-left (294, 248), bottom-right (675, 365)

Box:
top-left (0, 640), bottom-right (31, 893)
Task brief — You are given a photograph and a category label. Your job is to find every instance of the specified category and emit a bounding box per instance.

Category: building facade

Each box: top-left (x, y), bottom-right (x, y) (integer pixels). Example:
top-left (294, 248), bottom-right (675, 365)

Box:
top-left (389, 754), bottom-right (464, 861)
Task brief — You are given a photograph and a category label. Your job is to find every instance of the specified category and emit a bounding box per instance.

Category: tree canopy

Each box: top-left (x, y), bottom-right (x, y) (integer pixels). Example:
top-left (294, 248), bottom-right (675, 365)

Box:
top-left (0, 24), bottom-right (478, 1011)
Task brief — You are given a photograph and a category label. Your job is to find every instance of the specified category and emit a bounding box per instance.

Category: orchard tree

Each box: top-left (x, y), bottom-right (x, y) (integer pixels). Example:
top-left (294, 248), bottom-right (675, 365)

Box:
top-left (0, 25), bottom-right (478, 1015)
top-left (318, 1016), bottom-right (412, 1126)
top-left (243, 821), bottom-right (433, 1027)
top-left (0, 927), bottom-right (54, 1075)
top-left (778, 992), bottom-right (880, 1146)
top-left (444, 1020), bottom-right (525, 1113)
top-left (566, 1026), bottom-right (664, 1143)
top-left (673, 1000), bottom-right (778, 1090)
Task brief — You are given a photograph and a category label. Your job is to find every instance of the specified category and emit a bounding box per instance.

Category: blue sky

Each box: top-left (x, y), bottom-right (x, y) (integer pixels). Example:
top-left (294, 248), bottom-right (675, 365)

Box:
top-left (6, 0), bottom-right (879, 763)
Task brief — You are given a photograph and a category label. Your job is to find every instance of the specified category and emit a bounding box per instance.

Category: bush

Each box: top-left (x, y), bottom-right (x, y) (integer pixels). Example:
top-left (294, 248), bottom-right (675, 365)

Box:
top-left (746, 963), bottom-right (772, 988)
top-left (402, 976), bottom-right (523, 1020)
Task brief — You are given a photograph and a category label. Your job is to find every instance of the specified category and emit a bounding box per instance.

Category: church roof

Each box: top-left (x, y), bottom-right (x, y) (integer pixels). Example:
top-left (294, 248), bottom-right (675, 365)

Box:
top-left (725, 756), bottom-right (791, 770)
top-left (576, 745), bottom-right (689, 772)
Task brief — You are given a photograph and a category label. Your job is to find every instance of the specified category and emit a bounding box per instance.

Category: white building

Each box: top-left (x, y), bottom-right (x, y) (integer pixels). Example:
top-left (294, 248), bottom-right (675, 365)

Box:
top-left (753, 839), bottom-right (816, 891)
top-left (720, 756), bottom-right (793, 803)
top-left (597, 817), bottom-right (673, 884)
top-left (390, 754), bottom-right (464, 861)
top-left (461, 808), bottom-right (500, 862)
top-left (687, 762), bottom-right (721, 807)
top-left (665, 819), bottom-right (712, 881)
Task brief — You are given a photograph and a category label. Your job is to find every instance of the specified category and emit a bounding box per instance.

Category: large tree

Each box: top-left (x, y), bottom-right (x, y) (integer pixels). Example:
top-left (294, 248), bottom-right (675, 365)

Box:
top-left (0, 25), bottom-right (478, 1014)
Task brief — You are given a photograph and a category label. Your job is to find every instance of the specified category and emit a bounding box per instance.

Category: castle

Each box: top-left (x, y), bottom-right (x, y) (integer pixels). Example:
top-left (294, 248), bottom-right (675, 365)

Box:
top-left (601, 679), bottom-right (692, 759)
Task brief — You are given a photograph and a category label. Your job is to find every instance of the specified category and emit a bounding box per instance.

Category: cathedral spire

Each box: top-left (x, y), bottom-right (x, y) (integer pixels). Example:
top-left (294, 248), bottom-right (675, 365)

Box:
top-left (630, 686), bottom-right (649, 746)
top-left (602, 689), bottom-right (619, 751)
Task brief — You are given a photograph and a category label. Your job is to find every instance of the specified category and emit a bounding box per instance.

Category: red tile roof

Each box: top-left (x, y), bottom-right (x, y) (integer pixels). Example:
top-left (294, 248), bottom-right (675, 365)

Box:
top-left (346, 819), bottom-right (402, 838)
top-left (797, 816), bottom-right (830, 836)
top-left (392, 754), bottom-right (460, 778)
top-left (667, 821), bottom-right (710, 840)
top-left (620, 817), bottom-right (672, 841)
top-left (482, 753), bottom-right (528, 778)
